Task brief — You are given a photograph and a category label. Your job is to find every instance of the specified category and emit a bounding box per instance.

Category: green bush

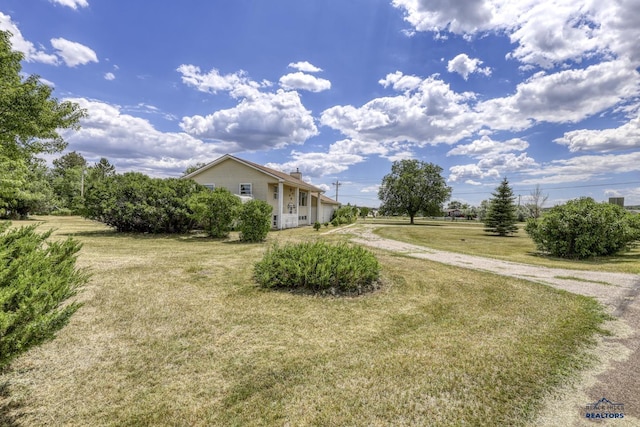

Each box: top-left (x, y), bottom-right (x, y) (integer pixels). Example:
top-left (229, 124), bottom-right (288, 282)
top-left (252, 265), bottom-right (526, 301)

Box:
top-left (331, 206), bottom-right (357, 225)
top-left (254, 241), bottom-right (380, 294)
top-left (84, 173), bottom-right (203, 233)
top-left (188, 188), bottom-right (241, 238)
top-left (525, 197), bottom-right (640, 259)
top-left (0, 222), bottom-right (89, 369)
top-left (313, 221), bottom-right (321, 231)
top-left (238, 200), bottom-right (272, 242)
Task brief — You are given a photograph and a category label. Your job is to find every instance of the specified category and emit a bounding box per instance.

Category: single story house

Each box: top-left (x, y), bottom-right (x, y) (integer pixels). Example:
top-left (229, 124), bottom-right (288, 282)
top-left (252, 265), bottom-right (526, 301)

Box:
top-left (183, 154), bottom-right (340, 229)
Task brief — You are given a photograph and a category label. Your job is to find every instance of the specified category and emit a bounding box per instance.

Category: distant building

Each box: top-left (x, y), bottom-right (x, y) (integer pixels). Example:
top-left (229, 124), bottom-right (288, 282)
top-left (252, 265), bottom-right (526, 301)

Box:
top-left (609, 197), bottom-right (625, 207)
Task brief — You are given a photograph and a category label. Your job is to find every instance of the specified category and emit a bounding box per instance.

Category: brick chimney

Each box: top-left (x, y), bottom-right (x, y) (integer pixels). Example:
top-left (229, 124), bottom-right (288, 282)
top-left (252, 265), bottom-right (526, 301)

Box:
top-left (290, 168), bottom-right (302, 180)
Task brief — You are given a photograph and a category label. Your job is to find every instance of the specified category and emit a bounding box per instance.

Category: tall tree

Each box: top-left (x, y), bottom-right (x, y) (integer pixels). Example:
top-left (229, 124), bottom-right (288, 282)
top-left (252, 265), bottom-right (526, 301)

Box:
top-left (484, 178), bottom-right (518, 236)
top-left (51, 151), bottom-right (87, 213)
top-left (378, 159), bottom-right (451, 224)
top-left (0, 30), bottom-right (85, 217)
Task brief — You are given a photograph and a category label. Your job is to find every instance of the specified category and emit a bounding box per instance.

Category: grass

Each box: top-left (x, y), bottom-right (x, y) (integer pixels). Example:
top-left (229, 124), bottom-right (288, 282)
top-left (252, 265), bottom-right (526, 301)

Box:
top-left (0, 216), bottom-right (610, 426)
top-left (370, 218), bottom-right (640, 274)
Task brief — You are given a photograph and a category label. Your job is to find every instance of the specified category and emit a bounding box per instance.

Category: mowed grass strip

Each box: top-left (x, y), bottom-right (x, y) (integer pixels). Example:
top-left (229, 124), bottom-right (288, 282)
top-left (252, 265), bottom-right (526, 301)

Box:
top-left (371, 219), bottom-right (640, 274)
top-left (1, 217), bottom-right (608, 426)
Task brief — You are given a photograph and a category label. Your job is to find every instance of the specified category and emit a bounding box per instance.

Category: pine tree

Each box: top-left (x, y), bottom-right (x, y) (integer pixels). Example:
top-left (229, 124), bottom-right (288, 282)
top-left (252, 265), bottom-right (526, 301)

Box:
top-left (484, 177), bottom-right (518, 236)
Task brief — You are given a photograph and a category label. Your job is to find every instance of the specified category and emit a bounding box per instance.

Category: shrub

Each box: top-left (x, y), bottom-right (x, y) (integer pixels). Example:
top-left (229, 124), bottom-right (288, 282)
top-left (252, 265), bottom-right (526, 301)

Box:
top-left (525, 197), bottom-right (640, 259)
top-left (238, 200), bottom-right (272, 242)
top-left (254, 241), bottom-right (380, 294)
top-left (313, 221), bottom-right (321, 231)
top-left (188, 188), bottom-right (241, 238)
top-left (331, 206), bottom-right (358, 225)
top-left (0, 222), bottom-right (89, 369)
top-left (84, 173), bottom-right (203, 233)
top-left (50, 208), bottom-right (74, 216)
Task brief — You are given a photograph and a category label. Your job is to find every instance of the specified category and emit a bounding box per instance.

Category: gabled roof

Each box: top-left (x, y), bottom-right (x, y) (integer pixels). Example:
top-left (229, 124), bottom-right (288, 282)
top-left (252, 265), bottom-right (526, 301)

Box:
top-left (183, 154), bottom-right (327, 194)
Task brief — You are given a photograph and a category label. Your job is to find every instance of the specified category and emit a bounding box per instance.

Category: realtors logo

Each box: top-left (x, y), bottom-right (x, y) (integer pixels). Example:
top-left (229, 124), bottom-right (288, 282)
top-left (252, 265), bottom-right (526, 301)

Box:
top-left (584, 397), bottom-right (625, 420)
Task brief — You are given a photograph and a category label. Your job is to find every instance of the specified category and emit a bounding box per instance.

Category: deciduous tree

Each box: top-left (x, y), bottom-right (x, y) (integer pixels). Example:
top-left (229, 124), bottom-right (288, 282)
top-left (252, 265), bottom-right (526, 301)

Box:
top-left (0, 30), bottom-right (85, 217)
top-left (378, 159), bottom-right (451, 224)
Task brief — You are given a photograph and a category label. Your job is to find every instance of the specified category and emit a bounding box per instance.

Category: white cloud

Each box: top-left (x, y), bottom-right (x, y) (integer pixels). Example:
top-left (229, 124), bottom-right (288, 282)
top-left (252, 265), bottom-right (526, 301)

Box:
top-left (265, 138), bottom-right (381, 178)
top-left (447, 135), bottom-right (536, 182)
top-left (449, 152), bottom-right (537, 182)
top-left (279, 72), bottom-right (331, 92)
top-left (0, 12), bottom-right (58, 64)
top-left (104, 72), bottom-right (115, 80)
top-left (50, 37), bottom-right (98, 66)
top-left (476, 59), bottom-right (640, 130)
top-left (392, 1), bottom-right (640, 69)
top-left (379, 71), bottom-right (423, 92)
top-left (447, 136), bottom-right (529, 157)
top-left (555, 115), bottom-right (640, 152)
top-left (288, 61), bottom-right (323, 73)
top-left (521, 152), bottom-right (640, 185)
top-left (266, 149), bottom-right (365, 178)
top-left (322, 72), bottom-right (477, 145)
top-left (62, 98), bottom-right (227, 176)
top-left (449, 163), bottom-right (500, 182)
top-left (49, 0), bottom-right (89, 9)
top-left (178, 65), bottom-right (318, 150)
top-left (392, 0), bottom-right (494, 34)
top-left (447, 53), bottom-right (491, 80)
top-left (360, 185), bottom-right (381, 193)
top-left (177, 65), bottom-right (252, 95)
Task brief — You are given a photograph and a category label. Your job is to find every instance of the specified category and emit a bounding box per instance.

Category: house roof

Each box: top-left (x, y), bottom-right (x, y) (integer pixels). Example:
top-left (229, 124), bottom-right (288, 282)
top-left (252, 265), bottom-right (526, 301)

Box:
top-left (320, 194), bottom-right (340, 205)
top-left (183, 154), bottom-right (330, 196)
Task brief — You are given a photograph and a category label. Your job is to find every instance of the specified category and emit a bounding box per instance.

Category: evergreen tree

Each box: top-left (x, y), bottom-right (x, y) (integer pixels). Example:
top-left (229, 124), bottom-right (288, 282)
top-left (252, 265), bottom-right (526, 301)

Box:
top-left (484, 178), bottom-right (518, 236)
top-left (0, 222), bottom-right (88, 369)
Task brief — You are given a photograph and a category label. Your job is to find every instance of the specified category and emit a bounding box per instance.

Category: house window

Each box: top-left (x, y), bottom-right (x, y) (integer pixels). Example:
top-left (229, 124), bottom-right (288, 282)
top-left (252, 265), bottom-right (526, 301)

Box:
top-left (272, 215), bottom-right (278, 227)
top-left (240, 183), bottom-right (252, 196)
top-left (299, 191), bottom-right (307, 207)
top-left (273, 185), bottom-right (279, 200)
top-left (203, 184), bottom-right (215, 190)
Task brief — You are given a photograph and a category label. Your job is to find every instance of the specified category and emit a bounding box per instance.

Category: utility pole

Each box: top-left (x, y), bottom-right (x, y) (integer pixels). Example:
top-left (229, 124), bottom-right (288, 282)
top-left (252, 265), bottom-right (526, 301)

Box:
top-left (332, 180), bottom-right (342, 202)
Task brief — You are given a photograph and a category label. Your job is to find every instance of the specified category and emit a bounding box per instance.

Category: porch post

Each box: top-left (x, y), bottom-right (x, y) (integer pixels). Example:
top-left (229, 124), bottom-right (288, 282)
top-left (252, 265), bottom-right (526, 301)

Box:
top-left (307, 192), bottom-right (311, 225)
top-left (316, 191), bottom-right (322, 223)
top-left (278, 182), bottom-right (284, 230)
top-left (294, 187), bottom-right (299, 227)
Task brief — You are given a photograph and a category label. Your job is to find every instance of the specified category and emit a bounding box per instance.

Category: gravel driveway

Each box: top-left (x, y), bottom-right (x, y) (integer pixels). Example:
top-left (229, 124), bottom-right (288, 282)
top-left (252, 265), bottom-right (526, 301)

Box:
top-left (332, 224), bottom-right (640, 426)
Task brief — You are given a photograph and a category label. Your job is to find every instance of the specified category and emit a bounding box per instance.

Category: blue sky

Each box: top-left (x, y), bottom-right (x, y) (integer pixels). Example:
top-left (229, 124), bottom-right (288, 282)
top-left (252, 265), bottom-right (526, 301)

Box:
top-left (2, 0), bottom-right (639, 207)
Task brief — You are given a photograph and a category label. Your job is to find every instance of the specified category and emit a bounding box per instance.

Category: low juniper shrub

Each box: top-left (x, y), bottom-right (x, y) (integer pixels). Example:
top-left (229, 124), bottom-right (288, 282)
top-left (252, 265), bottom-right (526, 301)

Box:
top-left (254, 241), bottom-right (380, 295)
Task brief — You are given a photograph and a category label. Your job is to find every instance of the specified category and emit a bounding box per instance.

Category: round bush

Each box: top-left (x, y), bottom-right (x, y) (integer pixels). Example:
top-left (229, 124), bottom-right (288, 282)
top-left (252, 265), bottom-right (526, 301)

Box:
top-left (254, 241), bottom-right (380, 294)
top-left (238, 200), bottom-right (272, 242)
top-left (525, 197), bottom-right (640, 259)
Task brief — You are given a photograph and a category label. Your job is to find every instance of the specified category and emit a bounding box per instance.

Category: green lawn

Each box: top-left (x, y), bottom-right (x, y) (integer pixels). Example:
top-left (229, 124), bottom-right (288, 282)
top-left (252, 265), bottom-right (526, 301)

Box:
top-left (1, 216), bottom-right (610, 426)
top-left (369, 218), bottom-right (640, 274)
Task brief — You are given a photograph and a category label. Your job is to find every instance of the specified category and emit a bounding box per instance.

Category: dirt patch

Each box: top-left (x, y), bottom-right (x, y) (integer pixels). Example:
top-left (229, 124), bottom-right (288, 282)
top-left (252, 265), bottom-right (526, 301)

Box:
top-left (334, 224), bottom-right (640, 426)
